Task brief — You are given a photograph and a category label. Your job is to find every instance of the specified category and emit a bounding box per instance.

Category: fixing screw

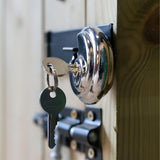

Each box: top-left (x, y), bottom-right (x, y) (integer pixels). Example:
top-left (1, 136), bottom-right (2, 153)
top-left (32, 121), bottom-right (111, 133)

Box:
top-left (88, 111), bottom-right (95, 121)
top-left (70, 110), bottom-right (78, 119)
top-left (88, 148), bottom-right (95, 159)
top-left (70, 140), bottom-right (77, 150)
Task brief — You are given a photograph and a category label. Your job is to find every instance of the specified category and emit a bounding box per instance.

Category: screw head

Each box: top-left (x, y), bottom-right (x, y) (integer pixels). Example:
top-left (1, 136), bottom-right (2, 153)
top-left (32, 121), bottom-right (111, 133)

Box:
top-left (70, 140), bottom-right (77, 150)
top-left (88, 111), bottom-right (95, 121)
top-left (70, 110), bottom-right (78, 119)
top-left (88, 148), bottom-right (95, 159)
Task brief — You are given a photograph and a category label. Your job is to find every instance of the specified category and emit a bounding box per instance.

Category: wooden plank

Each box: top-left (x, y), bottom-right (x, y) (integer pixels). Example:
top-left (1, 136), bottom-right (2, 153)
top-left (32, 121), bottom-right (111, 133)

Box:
top-left (45, 0), bottom-right (85, 31)
top-left (87, 0), bottom-right (117, 160)
top-left (116, 0), bottom-right (159, 160)
top-left (44, 1), bottom-right (85, 159)
top-left (45, 0), bottom-right (118, 160)
top-left (4, 0), bottom-right (43, 159)
top-left (87, 0), bottom-right (117, 30)
top-left (0, 0), bottom-right (6, 160)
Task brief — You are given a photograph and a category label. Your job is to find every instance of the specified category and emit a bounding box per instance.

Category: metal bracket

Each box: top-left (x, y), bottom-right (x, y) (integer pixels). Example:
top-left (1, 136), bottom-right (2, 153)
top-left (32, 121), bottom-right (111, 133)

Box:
top-left (58, 106), bottom-right (102, 160)
top-left (46, 24), bottom-right (113, 63)
top-left (34, 106), bottom-right (102, 160)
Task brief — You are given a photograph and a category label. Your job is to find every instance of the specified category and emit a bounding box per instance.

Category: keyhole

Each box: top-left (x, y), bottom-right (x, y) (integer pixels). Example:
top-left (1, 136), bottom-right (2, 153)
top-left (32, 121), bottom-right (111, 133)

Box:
top-left (50, 92), bottom-right (56, 98)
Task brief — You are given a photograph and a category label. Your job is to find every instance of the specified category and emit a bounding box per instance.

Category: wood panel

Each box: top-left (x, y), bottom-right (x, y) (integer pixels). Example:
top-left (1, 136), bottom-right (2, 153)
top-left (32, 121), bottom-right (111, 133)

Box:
top-left (87, 0), bottom-right (117, 160)
top-left (45, 0), bottom-right (117, 160)
top-left (4, 0), bottom-right (43, 160)
top-left (44, 0), bottom-right (85, 160)
top-left (0, 0), bottom-right (6, 160)
top-left (45, 0), bottom-right (85, 31)
top-left (116, 0), bottom-right (159, 160)
top-left (87, 0), bottom-right (117, 30)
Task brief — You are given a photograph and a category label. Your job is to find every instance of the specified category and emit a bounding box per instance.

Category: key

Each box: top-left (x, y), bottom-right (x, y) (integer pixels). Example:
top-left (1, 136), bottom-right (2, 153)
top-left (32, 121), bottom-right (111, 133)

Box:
top-left (42, 57), bottom-right (80, 76)
top-left (40, 86), bottom-right (66, 148)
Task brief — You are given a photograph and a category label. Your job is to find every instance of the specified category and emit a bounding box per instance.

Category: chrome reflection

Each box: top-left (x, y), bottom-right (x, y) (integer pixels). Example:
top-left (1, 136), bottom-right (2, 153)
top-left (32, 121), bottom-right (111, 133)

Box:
top-left (70, 27), bottom-right (114, 104)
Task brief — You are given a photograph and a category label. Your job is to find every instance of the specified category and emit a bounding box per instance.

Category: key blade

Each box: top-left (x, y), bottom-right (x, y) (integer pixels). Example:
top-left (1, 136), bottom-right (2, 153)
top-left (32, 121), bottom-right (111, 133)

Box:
top-left (48, 114), bottom-right (57, 149)
top-left (42, 57), bottom-right (69, 76)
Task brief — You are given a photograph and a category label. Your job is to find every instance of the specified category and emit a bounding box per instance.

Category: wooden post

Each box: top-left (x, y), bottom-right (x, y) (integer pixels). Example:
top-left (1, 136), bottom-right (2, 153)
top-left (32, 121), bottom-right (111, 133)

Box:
top-left (117, 0), bottom-right (159, 160)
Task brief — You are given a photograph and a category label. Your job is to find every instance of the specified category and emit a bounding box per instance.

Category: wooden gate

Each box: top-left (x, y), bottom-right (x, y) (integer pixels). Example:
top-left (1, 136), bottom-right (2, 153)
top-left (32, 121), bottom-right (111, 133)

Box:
top-left (0, 0), bottom-right (159, 160)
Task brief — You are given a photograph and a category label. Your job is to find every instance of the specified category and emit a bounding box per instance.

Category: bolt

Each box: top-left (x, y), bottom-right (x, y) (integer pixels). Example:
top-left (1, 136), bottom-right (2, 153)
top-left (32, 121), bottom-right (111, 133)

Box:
top-left (88, 111), bottom-right (95, 121)
top-left (88, 148), bottom-right (95, 159)
top-left (70, 110), bottom-right (78, 119)
top-left (70, 140), bottom-right (77, 150)
top-left (88, 131), bottom-right (98, 144)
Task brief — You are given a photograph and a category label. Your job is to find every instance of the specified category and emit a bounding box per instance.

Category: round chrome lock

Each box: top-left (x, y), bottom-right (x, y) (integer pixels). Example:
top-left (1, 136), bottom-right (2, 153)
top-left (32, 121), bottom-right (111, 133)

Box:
top-left (69, 27), bottom-right (114, 104)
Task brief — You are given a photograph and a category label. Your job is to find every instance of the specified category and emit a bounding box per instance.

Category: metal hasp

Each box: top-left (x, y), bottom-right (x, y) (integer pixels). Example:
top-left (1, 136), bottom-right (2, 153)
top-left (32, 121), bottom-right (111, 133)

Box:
top-left (46, 24), bottom-right (114, 105)
top-left (58, 106), bottom-right (102, 160)
top-left (46, 24), bottom-right (113, 63)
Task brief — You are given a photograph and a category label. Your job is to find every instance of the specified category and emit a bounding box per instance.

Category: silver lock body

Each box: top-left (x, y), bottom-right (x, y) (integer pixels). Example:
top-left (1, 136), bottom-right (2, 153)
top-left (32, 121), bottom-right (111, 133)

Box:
top-left (70, 27), bottom-right (114, 104)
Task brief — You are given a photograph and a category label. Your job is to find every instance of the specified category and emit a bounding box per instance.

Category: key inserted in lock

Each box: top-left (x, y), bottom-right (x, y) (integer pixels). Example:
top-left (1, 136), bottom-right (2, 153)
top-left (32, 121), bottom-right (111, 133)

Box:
top-left (44, 26), bottom-right (114, 104)
top-left (43, 57), bottom-right (80, 76)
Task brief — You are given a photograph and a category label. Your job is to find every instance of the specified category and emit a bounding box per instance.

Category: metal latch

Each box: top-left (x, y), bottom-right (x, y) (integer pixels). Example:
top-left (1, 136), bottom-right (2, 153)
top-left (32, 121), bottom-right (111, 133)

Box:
top-left (34, 106), bottom-right (102, 160)
top-left (58, 106), bottom-right (102, 160)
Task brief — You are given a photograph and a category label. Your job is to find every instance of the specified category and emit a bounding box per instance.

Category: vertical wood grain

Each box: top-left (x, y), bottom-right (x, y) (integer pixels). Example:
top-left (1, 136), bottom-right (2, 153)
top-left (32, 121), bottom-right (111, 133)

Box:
top-left (45, 0), bottom-right (85, 31)
top-left (4, 0), bottom-right (43, 160)
top-left (87, 0), bottom-right (117, 31)
top-left (117, 0), bottom-right (159, 160)
top-left (87, 1), bottom-right (117, 160)
top-left (0, 0), bottom-right (6, 160)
